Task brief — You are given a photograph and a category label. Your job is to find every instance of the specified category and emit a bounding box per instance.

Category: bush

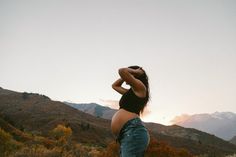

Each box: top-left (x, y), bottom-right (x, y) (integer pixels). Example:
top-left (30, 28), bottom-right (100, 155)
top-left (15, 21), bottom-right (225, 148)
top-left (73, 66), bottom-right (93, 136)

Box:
top-left (145, 137), bottom-right (193, 157)
top-left (51, 124), bottom-right (72, 145)
top-left (0, 128), bottom-right (23, 156)
top-left (97, 141), bottom-right (119, 157)
top-left (97, 136), bottom-right (193, 157)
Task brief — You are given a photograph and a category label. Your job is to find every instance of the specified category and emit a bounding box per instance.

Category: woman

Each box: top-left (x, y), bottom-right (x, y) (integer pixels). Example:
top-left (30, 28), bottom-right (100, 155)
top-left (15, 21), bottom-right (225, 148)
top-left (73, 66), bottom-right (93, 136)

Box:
top-left (111, 66), bottom-right (150, 157)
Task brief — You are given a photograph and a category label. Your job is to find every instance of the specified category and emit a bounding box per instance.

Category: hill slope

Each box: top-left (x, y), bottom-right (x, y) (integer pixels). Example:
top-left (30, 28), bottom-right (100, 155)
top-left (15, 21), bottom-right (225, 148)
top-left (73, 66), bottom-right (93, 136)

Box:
top-left (1, 87), bottom-right (236, 156)
top-left (0, 88), bottom-right (112, 146)
top-left (145, 122), bottom-right (236, 156)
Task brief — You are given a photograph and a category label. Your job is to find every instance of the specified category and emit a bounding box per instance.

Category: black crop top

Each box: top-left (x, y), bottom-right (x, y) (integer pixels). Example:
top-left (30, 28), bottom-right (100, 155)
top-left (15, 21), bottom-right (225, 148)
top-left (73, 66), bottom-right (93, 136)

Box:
top-left (119, 88), bottom-right (148, 115)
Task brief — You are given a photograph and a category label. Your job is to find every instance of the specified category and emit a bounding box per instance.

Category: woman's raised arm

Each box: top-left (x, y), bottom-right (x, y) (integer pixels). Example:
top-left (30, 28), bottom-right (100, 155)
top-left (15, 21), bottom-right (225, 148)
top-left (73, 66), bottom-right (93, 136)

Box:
top-left (118, 67), bottom-right (146, 98)
top-left (112, 78), bottom-right (128, 95)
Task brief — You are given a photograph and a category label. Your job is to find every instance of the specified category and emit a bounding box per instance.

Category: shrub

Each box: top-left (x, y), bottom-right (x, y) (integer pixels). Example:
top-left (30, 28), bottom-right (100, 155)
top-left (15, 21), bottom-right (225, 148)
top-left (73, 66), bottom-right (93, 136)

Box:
top-left (0, 128), bottom-right (23, 156)
top-left (97, 141), bottom-right (119, 157)
top-left (97, 136), bottom-right (193, 157)
top-left (145, 137), bottom-right (193, 157)
top-left (51, 124), bottom-right (72, 145)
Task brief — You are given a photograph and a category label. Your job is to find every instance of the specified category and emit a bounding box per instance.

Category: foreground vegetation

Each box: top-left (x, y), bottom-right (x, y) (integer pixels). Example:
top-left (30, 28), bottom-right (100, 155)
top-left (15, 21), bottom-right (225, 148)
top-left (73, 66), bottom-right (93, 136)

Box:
top-left (1, 124), bottom-right (236, 157)
top-left (1, 125), bottom-right (195, 157)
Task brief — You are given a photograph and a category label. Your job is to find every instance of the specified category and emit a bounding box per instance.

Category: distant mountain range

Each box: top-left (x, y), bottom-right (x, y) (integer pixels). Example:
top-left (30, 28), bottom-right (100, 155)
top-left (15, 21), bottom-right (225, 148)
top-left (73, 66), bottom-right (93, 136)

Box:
top-left (64, 101), bottom-right (236, 142)
top-left (64, 102), bottom-right (117, 120)
top-left (171, 112), bottom-right (236, 141)
top-left (1, 87), bottom-right (236, 156)
top-left (64, 100), bottom-right (236, 144)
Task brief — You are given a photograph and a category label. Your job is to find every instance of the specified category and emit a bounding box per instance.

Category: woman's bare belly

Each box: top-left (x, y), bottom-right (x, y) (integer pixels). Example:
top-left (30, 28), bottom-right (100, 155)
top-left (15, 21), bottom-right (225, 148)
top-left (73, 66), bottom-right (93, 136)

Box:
top-left (111, 109), bottom-right (139, 136)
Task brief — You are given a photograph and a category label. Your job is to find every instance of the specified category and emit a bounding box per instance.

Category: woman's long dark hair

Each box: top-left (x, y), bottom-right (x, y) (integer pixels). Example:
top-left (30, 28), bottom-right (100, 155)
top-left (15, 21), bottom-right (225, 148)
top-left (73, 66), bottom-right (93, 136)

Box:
top-left (128, 65), bottom-right (150, 114)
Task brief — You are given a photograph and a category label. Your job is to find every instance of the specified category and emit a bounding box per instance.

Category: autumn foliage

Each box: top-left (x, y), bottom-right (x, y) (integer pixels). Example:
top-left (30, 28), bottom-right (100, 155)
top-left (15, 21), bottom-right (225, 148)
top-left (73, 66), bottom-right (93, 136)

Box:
top-left (1, 123), bottom-right (194, 157)
top-left (51, 124), bottom-right (72, 146)
top-left (98, 135), bottom-right (194, 157)
top-left (97, 141), bottom-right (120, 157)
top-left (0, 128), bottom-right (22, 156)
top-left (145, 136), bottom-right (193, 157)
top-left (0, 124), bottom-right (206, 157)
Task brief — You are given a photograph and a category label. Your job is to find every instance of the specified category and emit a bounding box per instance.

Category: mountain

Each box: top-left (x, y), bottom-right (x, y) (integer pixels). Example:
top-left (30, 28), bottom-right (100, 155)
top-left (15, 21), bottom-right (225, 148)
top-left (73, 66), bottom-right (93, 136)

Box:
top-left (145, 122), bottom-right (236, 156)
top-left (171, 112), bottom-right (236, 140)
top-left (64, 100), bottom-right (236, 155)
top-left (0, 116), bottom-right (55, 147)
top-left (230, 136), bottom-right (236, 145)
top-left (0, 87), bottom-right (112, 146)
top-left (1, 87), bottom-right (236, 156)
top-left (64, 102), bottom-right (117, 120)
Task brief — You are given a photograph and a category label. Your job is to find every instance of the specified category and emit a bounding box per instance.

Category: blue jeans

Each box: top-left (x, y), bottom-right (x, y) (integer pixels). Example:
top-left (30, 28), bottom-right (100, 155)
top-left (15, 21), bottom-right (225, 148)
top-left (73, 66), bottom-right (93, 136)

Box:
top-left (116, 117), bottom-right (150, 157)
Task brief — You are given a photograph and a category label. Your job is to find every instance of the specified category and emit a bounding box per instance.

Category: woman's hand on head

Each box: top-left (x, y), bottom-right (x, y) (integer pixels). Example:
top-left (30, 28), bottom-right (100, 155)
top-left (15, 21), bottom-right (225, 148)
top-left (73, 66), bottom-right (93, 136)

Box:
top-left (118, 67), bottom-right (146, 96)
top-left (132, 67), bottom-right (144, 77)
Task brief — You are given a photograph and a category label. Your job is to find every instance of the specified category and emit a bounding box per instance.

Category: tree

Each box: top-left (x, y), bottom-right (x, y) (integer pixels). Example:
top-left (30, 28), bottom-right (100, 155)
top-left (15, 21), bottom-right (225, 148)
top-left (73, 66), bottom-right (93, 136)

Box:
top-left (51, 124), bottom-right (72, 156)
top-left (51, 124), bottom-right (72, 145)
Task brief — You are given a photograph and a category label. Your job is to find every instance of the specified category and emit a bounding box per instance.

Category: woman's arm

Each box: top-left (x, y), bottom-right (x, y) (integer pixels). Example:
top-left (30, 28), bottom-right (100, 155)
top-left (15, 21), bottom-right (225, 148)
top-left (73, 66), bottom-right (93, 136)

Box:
top-left (112, 78), bottom-right (129, 95)
top-left (118, 67), bottom-right (146, 97)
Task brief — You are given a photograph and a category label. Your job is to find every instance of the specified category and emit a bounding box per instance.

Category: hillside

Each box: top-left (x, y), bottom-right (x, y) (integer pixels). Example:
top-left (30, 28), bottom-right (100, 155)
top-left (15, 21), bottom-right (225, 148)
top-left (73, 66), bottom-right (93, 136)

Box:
top-left (0, 116), bottom-right (55, 148)
top-left (0, 88), bottom-right (112, 146)
top-left (1, 87), bottom-right (236, 156)
top-left (65, 102), bottom-right (236, 153)
top-left (64, 101), bottom-right (236, 156)
top-left (145, 123), bottom-right (236, 156)
top-left (171, 112), bottom-right (236, 140)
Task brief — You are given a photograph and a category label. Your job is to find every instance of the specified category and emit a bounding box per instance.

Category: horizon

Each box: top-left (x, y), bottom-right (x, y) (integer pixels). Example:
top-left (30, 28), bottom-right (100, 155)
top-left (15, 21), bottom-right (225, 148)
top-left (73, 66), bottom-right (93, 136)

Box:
top-left (1, 86), bottom-right (236, 126)
top-left (1, 0), bottom-right (236, 125)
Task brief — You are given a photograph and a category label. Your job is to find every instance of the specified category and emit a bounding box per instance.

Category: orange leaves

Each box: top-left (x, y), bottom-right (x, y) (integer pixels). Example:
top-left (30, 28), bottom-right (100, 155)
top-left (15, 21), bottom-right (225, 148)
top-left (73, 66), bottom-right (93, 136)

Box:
top-left (0, 128), bottom-right (23, 156)
top-left (97, 136), bottom-right (193, 157)
top-left (0, 127), bottom-right (12, 143)
top-left (145, 137), bottom-right (193, 157)
top-left (97, 141), bottom-right (119, 157)
top-left (1, 125), bottom-right (194, 157)
top-left (51, 124), bottom-right (72, 145)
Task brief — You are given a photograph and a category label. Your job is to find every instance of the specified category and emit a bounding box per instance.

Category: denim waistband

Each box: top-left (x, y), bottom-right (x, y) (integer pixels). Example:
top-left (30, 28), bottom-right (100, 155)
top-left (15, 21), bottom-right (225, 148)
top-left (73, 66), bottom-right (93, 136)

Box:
top-left (116, 117), bottom-right (144, 143)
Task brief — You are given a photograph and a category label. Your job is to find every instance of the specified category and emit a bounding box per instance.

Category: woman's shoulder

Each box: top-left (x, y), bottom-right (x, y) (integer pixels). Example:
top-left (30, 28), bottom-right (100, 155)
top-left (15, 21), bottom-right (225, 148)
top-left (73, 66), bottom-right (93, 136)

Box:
top-left (130, 88), bottom-right (147, 99)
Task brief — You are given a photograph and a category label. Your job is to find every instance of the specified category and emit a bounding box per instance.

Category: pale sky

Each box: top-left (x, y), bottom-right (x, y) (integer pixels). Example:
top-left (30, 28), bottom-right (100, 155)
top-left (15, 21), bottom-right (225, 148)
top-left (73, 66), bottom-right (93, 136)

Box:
top-left (1, 0), bottom-right (236, 125)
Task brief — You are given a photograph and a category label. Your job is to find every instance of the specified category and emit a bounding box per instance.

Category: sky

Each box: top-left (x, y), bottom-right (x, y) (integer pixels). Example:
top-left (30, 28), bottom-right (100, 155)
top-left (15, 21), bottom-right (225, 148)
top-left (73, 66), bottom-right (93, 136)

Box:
top-left (1, 0), bottom-right (236, 125)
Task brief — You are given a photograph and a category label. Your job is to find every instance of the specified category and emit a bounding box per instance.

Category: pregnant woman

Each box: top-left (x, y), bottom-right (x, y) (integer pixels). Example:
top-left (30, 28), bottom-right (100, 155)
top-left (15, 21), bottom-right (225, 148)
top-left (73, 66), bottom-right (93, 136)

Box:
top-left (111, 66), bottom-right (150, 157)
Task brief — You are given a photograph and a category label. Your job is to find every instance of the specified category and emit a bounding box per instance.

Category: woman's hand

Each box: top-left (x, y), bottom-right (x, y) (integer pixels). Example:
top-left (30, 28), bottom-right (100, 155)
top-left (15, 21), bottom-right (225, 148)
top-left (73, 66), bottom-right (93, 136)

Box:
top-left (119, 67), bottom-right (144, 78)
top-left (133, 67), bottom-right (144, 77)
top-left (118, 67), bottom-right (146, 97)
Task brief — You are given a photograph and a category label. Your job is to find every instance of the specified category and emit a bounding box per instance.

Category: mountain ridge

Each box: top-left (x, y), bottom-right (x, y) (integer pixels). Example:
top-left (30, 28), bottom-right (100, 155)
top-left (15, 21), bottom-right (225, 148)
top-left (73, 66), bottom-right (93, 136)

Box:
top-left (0, 87), bottom-right (112, 146)
top-left (172, 112), bottom-right (236, 140)
top-left (64, 101), bottom-right (117, 119)
top-left (1, 87), bottom-right (236, 156)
